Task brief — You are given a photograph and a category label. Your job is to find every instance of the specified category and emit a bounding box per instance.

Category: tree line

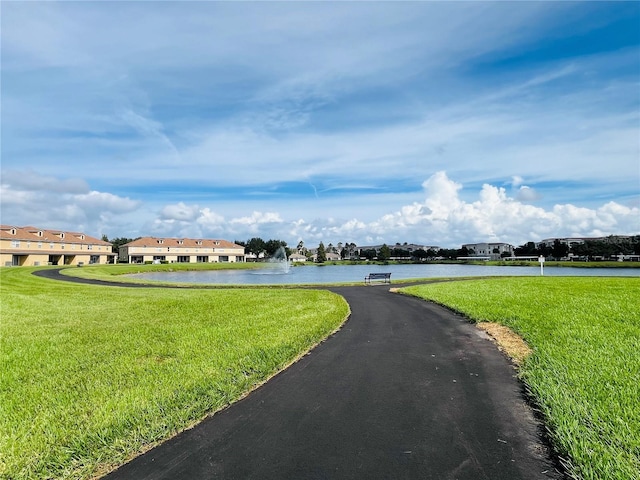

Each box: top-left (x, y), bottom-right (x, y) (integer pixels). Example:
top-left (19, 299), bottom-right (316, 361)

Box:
top-left (102, 235), bottom-right (640, 262)
top-left (514, 237), bottom-right (640, 260)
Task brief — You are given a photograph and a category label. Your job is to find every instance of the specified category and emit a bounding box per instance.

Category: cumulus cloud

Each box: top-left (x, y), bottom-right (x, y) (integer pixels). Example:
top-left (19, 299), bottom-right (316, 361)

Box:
top-left (317, 173), bottom-right (634, 246)
top-left (3, 170), bottom-right (638, 248)
top-left (160, 202), bottom-right (201, 221)
top-left (140, 172), bottom-right (639, 248)
top-left (0, 171), bottom-right (141, 236)
top-left (196, 208), bottom-right (225, 229)
top-left (230, 211), bottom-right (284, 226)
top-left (76, 191), bottom-right (140, 213)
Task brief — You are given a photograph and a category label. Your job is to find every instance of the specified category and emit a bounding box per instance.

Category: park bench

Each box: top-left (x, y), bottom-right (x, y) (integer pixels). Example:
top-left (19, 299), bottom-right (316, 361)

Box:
top-left (364, 272), bottom-right (391, 285)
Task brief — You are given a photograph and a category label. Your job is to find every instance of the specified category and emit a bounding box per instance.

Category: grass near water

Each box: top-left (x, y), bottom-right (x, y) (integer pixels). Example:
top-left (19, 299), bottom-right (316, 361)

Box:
top-left (401, 277), bottom-right (640, 480)
top-left (0, 267), bottom-right (349, 479)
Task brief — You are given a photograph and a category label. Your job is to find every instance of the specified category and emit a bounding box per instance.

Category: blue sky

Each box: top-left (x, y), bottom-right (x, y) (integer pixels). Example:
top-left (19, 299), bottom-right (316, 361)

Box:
top-left (2, 1), bottom-right (639, 248)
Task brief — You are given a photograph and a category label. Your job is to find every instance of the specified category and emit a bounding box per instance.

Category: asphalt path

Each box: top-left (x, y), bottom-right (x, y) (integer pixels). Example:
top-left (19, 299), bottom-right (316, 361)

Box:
top-left (34, 269), bottom-right (563, 479)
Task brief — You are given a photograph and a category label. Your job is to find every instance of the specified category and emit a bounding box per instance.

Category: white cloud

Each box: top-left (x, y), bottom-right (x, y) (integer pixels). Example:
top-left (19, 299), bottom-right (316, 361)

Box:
top-left (0, 171), bottom-right (141, 236)
top-left (3, 171), bottom-right (637, 247)
top-left (2, 170), bottom-right (90, 194)
top-left (160, 202), bottom-right (200, 221)
top-left (511, 176), bottom-right (524, 188)
top-left (230, 211), bottom-right (284, 226)
top-left (138, 172), bottom-right (639, 248)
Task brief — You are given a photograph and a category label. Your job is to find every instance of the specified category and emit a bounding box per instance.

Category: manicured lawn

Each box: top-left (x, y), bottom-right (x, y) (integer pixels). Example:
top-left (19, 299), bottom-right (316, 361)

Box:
top-left (0, 267), bottom-right (349, 479)
top-left (401, 277), bottom-right (640, 480)
top-left (61, 262), bottom-right (262, 284)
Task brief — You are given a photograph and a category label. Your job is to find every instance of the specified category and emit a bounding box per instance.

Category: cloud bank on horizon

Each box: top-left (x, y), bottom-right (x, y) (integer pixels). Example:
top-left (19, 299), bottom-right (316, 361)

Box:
top-left (1, 2), bottom-right (639, 247)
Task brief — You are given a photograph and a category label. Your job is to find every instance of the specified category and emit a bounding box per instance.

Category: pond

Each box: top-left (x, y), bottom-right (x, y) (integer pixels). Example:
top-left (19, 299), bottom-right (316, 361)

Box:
top-left (127, 263), bottom-right (640, 285)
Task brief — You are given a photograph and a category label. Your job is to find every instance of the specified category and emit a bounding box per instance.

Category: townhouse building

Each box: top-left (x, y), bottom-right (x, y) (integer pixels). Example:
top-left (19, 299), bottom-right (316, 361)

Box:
top-left (0, 225), bottom-right (114, 266)
top-left (119, 237), bottom-right (245, 264)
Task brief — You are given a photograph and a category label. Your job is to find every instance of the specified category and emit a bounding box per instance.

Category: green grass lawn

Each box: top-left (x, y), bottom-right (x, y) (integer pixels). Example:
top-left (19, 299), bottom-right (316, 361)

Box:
top-left (401, 277), bottom-right (640, 480)
top-left (0, 267), bottom-right (349, 479)
top-left (60, 262), bottom-right (262, 284)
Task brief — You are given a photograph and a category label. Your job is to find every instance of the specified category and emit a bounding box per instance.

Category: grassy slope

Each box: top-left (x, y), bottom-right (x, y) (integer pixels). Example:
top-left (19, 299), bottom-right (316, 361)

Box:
top-left (0, 267), bottom-right (349, 479)
top-left (401, 277), bottom-right (640, 480)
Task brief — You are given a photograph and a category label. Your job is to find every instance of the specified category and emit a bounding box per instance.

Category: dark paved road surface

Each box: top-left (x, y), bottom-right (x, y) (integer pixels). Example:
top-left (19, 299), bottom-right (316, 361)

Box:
top-left (92, 281), bottom-right (563, 480)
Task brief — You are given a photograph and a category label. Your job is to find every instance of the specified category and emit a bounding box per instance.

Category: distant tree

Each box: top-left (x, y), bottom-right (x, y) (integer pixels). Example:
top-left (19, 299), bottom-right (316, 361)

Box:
top-left (378, 244), bottom-right (391, 261)
top-left (246, 237), bottom-right (266, 260)
top-left (362, 249), bottom-right (376, 260)
top-left (551, 239), bottom-right (569, 260)
top-left (570, 242), bottom-right (589, 258)
top-left (391, 247), bottom-right (410, 259)
top-left (109, 237), bottom-right (136, 253)
top-left (437, 248), bottom-right (456, 259)
top-left (265, 239), bottom-right (287, 257)
top-left (234, 240), bottom-right (246, 247)
top-left (515, 242), bottom-right (538, 256)
top-left (297, 240), bottom-right (305, 253)
top-left (342, 242), bottom-right (357, 259)
top-left (316, 242), bottom-right (327, 263)
top-left (412, 249), bottom-right (428, 260)
top-left (538, 243), bottom-right (552, 257)
top-left (426, 248), bottom-right (439, 258)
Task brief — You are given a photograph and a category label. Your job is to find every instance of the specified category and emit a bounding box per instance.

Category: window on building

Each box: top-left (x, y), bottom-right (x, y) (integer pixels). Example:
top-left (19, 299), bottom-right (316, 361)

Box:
top-left (11, 240), bottom-right (20, 248)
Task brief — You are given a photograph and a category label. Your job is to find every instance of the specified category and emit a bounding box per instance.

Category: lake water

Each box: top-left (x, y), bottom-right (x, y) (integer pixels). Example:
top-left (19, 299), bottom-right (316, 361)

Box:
top-left (128, 263), bottom-right (639, 285)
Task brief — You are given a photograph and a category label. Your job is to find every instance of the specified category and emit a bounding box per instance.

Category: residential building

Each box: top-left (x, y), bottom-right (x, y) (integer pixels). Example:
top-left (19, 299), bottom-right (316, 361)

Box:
top-left (288, 253), bottom-right (307, 262)
top-left (536, 237), bottom-right (587, 249)
top-left (535, 236), bottom-right (636, 250)
top-left (462, 242), bottom-right (514, 260)
top-left (0, 225), bottom-right (114, 266)
top-left (119, 237), bottom-right (245, 264)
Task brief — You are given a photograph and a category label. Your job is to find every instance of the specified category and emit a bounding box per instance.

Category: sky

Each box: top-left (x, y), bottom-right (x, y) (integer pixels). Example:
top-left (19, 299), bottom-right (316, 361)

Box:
top-left (1, 1), bottom-right (639, 248)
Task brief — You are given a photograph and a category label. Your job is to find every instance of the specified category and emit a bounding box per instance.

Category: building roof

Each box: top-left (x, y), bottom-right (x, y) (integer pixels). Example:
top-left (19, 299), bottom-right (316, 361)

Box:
top-left (122, 236), bottom-right (243, 249)
top-left (0, 225), bottom-right (111, 246)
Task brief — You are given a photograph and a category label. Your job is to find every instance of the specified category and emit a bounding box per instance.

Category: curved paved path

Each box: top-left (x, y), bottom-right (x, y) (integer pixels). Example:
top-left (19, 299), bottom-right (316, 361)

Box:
top-left (34, 270), bottom-right (563, 479)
